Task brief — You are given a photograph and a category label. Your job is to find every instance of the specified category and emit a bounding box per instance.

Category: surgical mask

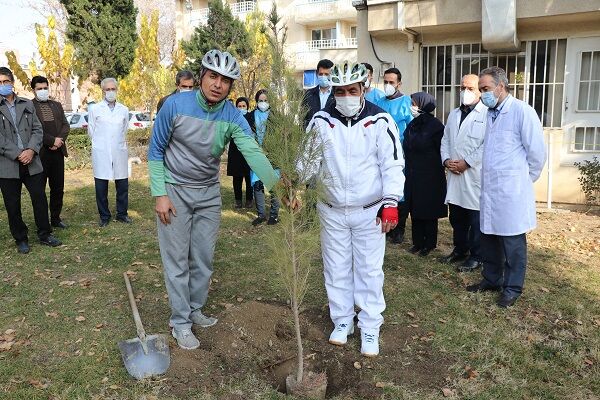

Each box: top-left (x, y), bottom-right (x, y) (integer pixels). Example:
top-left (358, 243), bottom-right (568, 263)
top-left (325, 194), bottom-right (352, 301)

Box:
top-left (105, 91), bottom-right (117, 102)
top-left (481, 89), bottom-right (499, 108)
top-left (335, 95), bottom-right (362, 117)
top-left (384, 83), bottom-right (396, 97)
top-left (257, 101), bottom-right (269, 112)
top-left (36, 89), bottom-right (50, 102)
top-left (364, 79), bottom-right (371, 89)
top-left (410, 105), bottom-right (420, 118)
top-left (179, 88), bottom-right (193, 93)
top-left (460, 89), bottom-right (477, 106)
top-left (0, 84), bottom-right (13, 97)
top-left (317, 75), bottom-right (330, 88)
top-left (238, 108), bottom-right (248, 115)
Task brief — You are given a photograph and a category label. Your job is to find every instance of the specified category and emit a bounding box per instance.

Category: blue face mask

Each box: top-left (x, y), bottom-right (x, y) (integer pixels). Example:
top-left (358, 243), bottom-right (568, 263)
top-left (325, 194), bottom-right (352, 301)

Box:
top-left (238, 108), bottom-right (248, 115)
top-left (481, 90), bottom-right (499, 108)
top-left (317, 75), bottom-right (330, 88)
top-left (0, 84), bottom-right (13, 97)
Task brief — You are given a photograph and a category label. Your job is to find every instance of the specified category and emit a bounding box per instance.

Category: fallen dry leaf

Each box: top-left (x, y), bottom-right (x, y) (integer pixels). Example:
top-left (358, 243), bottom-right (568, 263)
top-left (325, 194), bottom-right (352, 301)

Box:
top-left (353, 361), bottom-right (362, 369)
top-left (75, 316), bottom-right (86, 322)
top-left (442, 387), bottom-right (456, 397)
top-left (130, 261), bottom-right (143, 266)
top-left (540, 287), bottom-right (550, 293)
top-left (464, 365), bottom-right (479, 379)
top-left (59, 280), bottom-right (76, 286)
top-left (407, 312), bottom-right (416, 318)
top-left (45, 312), bottom-right (59, 318)
top-left (28, 379), bottom-right (50, 389)
top-left (584, 359), bottom-right (594, 366)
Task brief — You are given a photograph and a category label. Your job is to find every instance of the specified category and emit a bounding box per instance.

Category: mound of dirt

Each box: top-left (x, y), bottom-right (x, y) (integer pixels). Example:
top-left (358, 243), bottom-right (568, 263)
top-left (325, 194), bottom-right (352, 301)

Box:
top-left (161, 301), bottom-right (453, 398)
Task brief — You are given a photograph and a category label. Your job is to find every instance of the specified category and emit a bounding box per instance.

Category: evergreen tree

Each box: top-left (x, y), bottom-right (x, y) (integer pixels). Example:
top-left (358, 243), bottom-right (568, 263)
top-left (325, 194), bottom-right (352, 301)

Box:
top-left (181, 0), bottom-right (251, 77)
top-left (60, 0), bottom-right (138, 81)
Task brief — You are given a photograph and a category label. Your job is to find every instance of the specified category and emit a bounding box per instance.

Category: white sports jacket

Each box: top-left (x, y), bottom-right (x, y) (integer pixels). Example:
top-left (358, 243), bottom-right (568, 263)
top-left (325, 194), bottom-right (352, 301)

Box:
top-left (301, 100), bottom-right (405, 209)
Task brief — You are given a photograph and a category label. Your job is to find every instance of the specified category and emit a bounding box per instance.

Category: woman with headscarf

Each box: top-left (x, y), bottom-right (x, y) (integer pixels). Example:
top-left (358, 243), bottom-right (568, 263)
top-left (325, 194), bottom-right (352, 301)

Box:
top-left (246, 89), bottom-right (280, 226)
top-left (403, 92), bottom-right (448, 256)
top-left (227, 97), bottom-right (253, 208)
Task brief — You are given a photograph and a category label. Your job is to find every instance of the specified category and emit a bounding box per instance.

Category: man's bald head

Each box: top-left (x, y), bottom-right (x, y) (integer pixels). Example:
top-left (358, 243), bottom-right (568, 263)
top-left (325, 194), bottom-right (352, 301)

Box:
top-left (460, 74), bottom-right (481, 105)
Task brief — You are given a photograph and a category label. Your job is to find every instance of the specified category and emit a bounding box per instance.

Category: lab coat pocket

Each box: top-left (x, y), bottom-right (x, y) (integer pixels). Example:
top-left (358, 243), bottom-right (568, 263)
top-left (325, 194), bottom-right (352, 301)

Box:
top-left (467, 121), bottom-right (485, 141)
top-left (497, 170), bottom-right (521, 196)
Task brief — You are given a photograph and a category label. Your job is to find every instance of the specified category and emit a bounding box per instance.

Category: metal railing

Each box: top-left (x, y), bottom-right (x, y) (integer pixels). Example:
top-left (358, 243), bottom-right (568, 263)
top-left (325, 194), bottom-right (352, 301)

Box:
top-left (230, 1), bottom-right (256, 15)
top-left (295, 0), bottom-right (354, 13)
top-left (297, 38), bottom-right (358, 51)
top-left (189, 8), bottom-right (209, 26)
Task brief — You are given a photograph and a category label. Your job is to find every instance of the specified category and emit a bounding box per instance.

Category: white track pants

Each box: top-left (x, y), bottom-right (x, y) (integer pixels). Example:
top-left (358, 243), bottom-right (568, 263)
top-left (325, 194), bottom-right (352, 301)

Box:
top-left (317, 202), bottom-right (386, 333)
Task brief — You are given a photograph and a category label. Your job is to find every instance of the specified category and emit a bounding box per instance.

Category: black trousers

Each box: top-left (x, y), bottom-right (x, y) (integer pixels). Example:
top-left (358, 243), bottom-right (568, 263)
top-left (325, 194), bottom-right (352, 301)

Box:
top-left (448, 203), bottom-right (481, 261)
top-left (480, 233), bottom-right (528, 297)
top-left (232, 174), bottom-right (253, 202)
top-left (40, 148), bottom-right (65, 224)
top-left (411, 218), bottom-right (438, 249)
top-left (94, 178), bottom-right (128, 222)
top-left (0, 166), bottom-right (51, 242)
top-left (388, 201), bottom-right (410, 238)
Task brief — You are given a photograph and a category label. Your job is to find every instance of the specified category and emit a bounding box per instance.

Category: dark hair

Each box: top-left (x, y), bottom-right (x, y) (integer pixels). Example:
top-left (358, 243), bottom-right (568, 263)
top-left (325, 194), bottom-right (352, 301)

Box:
top-left (384, 67), bottom-right (402, 83)
top-left (316, 59), bottom-right (334, 72)
top-left (235, 97), bottom-right (249, 108)
top-left (175, 70), bottom-right (195, 85)
top-left (254, 89), bottom-right (268, 103)
top-left (479, 66), bottom-right (509, 90)
top-left (31, 75), bottom-right (49, 89)
top-left (362, 62), bottom-right (374, 74)
top-left (0, 67), bottom-right (14, 82)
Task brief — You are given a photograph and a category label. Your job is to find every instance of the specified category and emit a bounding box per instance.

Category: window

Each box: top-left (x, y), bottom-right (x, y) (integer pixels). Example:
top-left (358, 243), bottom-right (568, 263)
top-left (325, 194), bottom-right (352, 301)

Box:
top-left (574, 127), bottom-right (600, 152)
top-left (311, 28), bottom-right (336, 41)
top-left (421, 40), bottom-right (567, 127)
top-left (578, 51), bottom-right (600, 111)
top-left (350, 26), bottom-right (357, 39)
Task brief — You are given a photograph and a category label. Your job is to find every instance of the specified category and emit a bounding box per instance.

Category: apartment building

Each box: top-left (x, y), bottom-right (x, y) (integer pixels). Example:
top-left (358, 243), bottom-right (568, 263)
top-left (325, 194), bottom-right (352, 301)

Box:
top-left (175, 0), bottom-right (600, 204)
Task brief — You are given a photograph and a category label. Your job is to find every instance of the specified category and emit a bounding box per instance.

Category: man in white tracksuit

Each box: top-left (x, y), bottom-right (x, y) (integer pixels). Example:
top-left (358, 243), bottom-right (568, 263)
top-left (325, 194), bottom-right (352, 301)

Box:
top-left (440, 74), bottom-right (487, 272)
top-left (304, 61), bottom-right (405, 357)
top-left (466, 67), bottom-right (546, 308)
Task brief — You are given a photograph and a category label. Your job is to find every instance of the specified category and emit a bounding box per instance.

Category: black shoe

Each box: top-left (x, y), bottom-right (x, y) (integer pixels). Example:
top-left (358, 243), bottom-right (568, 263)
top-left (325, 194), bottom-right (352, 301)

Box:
top-left (440, 251), bottom-right (468, 264)
top-left (388, 232), bottom-right (404, 244)
top-left (51, 221), bottom-right (68, 229)
top-left (408, 245), bottom-right (422, 254)
top-left (244, 200), bottom-right (254, 208)
top-left (234, 200), bottom-right (243, 209)
top-left (466, 282), bottom-right (501, 293)
top-left (39, 235), bottom-right (62, 247)
top-left (457, 259), bottom-right (483, 272)
top-left (497, 293), bottom-right (519, 308)
top-left (252, 216), bottom-right (266, 226)
top-left (267, 216), bottom-right (279, 225)
top-left (99, 220), bottom-right (110, 227)
top-left (419, 247), bottom-right (435, 257)
top-left (16, 241), bottom-right (30, 254)
top-left (116, 216), bottom-right (132, 224)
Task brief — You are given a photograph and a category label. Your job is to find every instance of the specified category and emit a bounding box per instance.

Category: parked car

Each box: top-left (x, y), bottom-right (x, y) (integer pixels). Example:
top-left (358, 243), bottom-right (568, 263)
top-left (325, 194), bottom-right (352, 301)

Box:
top-left (128, 112), bottom-right (152, 130)
top-left (69, 112), bottom-right (89, 129)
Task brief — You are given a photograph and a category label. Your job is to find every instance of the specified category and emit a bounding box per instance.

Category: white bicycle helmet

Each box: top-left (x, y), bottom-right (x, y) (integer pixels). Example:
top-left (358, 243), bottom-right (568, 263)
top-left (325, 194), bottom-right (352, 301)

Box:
top-left (201, 49), bottom-right (241, 80)
top-left (330, 61), bottom-right (368, 87)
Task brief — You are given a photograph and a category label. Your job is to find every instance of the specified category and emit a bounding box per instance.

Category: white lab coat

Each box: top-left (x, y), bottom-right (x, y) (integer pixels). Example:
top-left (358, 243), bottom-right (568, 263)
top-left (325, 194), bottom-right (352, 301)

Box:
top-left (440, 101), bottom-right (487, 210)
top-left (88, 100), bottom-right (129, 180)
top-left (480, 95), bottom-right (546, 236)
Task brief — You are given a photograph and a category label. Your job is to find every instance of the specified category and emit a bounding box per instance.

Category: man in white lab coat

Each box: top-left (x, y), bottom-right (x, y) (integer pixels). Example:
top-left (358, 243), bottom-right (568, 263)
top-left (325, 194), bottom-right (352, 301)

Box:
top-left (440, 74), bottom-right (487, 272)
top-left (466, 67), bottom-right (546, 308)
top-left (88, 78), bottom-right (131, 227)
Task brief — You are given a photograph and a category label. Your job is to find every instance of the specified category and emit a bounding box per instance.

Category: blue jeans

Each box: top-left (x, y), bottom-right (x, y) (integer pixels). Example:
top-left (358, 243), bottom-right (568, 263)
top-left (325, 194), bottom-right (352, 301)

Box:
top-left (94, 178), bottom-right (128, 222)
top-left (253, 180), bottom-right (279, 219)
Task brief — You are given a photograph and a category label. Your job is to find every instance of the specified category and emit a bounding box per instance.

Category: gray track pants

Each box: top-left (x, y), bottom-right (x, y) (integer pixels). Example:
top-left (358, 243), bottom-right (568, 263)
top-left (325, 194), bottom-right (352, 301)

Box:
top-left (158, 183), bottom-right (221, 330)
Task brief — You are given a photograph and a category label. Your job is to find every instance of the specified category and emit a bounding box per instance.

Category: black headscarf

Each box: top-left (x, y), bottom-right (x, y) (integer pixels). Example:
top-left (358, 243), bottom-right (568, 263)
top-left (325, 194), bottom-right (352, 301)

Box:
top-left (411, 92), bottom-right (436, 113)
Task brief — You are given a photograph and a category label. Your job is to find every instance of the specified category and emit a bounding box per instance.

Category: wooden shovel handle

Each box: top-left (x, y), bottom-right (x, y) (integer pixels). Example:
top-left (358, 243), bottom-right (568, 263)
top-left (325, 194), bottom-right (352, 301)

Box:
top-left (123, 272), bottom-right (147, 340)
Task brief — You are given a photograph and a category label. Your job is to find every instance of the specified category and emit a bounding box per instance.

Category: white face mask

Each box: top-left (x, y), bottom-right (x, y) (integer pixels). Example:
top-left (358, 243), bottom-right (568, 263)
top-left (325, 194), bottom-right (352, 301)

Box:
top-left (179, 88), bottom-right (193, 93)
top-left (257, 101), bottom-right (269, 112)
top-left (36, 89), bottom-right (49, 102)
top-left (335, 95), bottom-right (362, 117)
top-left (105, 91), bottom-right (117, 102)
top-left (364, 79), bottom-right (371, 89)
top-left (384, 83), bottom-right (396, 97)
top-left (460, 89), bottom-right (478, 106)
top-left (410, 105), bottom-right (420, 118)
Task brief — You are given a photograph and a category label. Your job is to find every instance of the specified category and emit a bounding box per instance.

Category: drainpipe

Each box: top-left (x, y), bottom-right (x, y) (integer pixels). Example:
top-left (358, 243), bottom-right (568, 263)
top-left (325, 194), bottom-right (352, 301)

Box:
top-left (547, 131), bottom-right (553, 209)
top-left (397, 1), bottom-right (417, 52)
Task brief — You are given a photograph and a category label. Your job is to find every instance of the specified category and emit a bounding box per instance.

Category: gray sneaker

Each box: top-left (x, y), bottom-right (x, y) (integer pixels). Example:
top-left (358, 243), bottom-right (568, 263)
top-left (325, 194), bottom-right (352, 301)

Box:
top-left (190, 310), bottom-right (218, 328)
top-left (171, 328), bottom-right (200, 350)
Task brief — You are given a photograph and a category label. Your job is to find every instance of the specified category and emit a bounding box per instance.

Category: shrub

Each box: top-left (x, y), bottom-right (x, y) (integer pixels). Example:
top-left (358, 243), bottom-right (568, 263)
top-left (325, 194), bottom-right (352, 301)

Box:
top-left (574, 156), bottom-right (600, 205)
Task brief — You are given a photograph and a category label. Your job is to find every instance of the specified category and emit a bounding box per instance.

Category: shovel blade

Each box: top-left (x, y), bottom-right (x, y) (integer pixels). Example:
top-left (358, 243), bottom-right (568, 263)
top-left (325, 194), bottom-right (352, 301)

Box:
top-left (118, 334), bottom-right (170, 380)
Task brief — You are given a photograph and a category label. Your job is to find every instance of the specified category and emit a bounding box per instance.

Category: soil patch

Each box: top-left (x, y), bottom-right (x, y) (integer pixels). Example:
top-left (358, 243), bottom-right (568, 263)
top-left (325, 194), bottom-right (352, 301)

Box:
top-left (162, 301), bottom-right (454, 398)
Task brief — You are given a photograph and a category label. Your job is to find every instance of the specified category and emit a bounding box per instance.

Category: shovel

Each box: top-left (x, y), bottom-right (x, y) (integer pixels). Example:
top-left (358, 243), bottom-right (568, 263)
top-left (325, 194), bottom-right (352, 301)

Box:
top-left (118, 272), bottom-right (170, 380)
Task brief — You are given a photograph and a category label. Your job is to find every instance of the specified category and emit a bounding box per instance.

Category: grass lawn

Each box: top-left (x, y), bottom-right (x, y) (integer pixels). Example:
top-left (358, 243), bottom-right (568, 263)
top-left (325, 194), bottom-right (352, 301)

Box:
top-left (0, 165), bottom-right (599, 400)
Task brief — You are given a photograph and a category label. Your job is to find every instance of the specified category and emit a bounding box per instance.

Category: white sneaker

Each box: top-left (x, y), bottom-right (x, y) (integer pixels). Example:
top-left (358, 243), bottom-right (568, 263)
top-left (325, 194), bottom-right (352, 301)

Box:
top-left (190, 310), bottom-right (218, 328)
top-left (328, 322), bottom-right (354, 345)
top-left (360, 331), bottom-right (379, 357)
top-left (172, 328), bottom-right (200, 350)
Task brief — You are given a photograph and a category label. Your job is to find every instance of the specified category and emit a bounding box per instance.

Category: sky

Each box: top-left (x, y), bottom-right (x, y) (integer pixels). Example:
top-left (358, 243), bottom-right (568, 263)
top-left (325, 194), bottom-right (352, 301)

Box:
top-left (0, 0), bottom-right (47, 66)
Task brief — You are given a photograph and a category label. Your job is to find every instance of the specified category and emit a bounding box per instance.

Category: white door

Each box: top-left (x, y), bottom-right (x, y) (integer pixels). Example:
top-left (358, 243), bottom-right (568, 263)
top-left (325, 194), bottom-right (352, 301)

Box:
top-left (563, 36), bottom-right (600, 163)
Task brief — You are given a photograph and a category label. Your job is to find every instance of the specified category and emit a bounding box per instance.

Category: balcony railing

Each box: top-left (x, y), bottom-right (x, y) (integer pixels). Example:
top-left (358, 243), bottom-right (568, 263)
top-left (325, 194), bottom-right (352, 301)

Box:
top-left (295, 0), bottom-right (354, 16)
top-left (230, 1), bottom-right (256, 15)
top-left (297, 38), bottom-right (358, 51)
top-left (189, 8), bottom-right (209, 27)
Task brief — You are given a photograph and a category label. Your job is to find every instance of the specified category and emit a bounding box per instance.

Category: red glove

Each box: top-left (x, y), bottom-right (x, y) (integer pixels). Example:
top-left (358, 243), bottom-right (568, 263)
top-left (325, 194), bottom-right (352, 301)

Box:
top-left (381, 205), bottom-right (398, 224)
